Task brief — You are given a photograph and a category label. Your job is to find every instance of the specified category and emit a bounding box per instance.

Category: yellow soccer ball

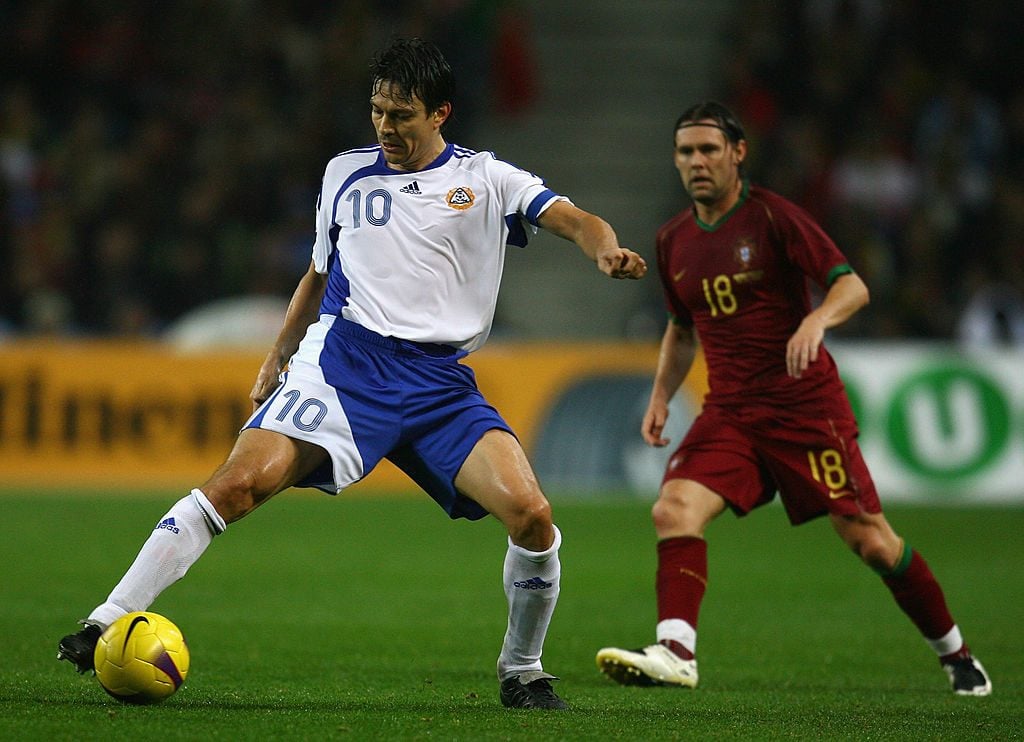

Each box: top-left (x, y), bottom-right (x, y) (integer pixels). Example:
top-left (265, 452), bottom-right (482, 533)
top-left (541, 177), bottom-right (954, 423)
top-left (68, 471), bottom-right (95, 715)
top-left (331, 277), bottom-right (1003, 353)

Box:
top-left (93, 612), bottom-right (190, 704)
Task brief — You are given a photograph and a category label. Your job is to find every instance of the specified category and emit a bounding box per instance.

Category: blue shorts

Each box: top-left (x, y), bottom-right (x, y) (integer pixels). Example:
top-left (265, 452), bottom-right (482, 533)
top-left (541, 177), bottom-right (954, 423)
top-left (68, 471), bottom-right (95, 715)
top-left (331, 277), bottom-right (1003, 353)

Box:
top-left (245, 318), bottom-right (512, 520)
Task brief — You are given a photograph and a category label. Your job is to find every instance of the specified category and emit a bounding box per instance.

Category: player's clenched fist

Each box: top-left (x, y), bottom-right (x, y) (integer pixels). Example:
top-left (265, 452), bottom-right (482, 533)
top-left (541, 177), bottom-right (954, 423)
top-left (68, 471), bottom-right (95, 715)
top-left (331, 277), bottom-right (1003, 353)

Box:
top-left (599, 248), bottom-right (648, 280)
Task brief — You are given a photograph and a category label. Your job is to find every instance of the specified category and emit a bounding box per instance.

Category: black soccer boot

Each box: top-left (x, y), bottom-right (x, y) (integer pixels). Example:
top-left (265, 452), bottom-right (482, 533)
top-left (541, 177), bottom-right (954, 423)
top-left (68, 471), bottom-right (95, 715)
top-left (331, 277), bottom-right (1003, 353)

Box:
top-left (57, 623), bottom-right (103, 674)
top-left (499, 671), bottom-right (568, 710)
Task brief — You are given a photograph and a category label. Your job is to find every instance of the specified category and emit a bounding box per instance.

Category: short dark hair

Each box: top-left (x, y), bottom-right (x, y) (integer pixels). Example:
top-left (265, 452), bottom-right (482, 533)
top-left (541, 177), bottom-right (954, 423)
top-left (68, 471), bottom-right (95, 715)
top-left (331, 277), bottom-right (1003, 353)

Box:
top-left (674, 101), bottom-right (746, 144)
top-left (370, 38), bottom-right (455, 120)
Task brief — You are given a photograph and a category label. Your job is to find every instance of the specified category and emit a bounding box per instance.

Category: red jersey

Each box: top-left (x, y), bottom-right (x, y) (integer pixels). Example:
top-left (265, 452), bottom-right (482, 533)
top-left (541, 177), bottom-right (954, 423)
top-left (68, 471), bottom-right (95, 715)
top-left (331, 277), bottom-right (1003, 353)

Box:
top-left (656, 182), bottom-right (853, 409)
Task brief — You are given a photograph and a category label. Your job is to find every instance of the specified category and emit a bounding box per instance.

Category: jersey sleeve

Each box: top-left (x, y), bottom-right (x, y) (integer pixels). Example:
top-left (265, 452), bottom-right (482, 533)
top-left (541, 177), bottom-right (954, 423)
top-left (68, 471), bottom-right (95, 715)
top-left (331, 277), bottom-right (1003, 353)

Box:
top-left (489, 154), bottom-right (569, 247)
top-left (311, 160), bottom-right (338, 274)
top-left (655, 225), bottom-right (693, 327)
top-left (773, 197), bottom-right (853, 288)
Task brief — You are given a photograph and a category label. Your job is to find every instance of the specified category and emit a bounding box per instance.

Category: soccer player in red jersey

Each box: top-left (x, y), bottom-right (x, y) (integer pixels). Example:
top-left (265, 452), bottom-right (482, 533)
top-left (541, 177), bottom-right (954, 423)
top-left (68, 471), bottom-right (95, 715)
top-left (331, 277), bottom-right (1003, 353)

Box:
top-left (595, 101), bottom-right (991, 696)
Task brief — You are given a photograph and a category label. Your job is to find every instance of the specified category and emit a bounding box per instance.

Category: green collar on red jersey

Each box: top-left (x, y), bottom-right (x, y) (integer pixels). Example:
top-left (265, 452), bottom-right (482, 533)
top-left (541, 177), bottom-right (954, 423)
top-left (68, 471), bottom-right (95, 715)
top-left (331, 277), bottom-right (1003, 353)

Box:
top-left (693, 180), bottom-right (749, 232)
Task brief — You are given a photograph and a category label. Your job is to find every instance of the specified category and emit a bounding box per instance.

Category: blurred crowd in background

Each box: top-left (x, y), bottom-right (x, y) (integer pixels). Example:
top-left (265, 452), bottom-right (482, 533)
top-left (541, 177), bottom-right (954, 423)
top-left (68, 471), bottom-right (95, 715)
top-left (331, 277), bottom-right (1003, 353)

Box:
top-left (0, 0), bottom-right (513, 338)
top-left (2, 0), bottom-right (1023, 344)
top-left (726, 0), bottom-right (1024, 344)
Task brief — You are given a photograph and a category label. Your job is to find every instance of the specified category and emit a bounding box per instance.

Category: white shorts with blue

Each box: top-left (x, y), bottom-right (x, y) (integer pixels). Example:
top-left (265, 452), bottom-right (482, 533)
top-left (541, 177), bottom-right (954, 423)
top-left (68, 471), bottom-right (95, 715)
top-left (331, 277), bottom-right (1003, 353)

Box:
top-left (244, 316), bottom-right (511, 521)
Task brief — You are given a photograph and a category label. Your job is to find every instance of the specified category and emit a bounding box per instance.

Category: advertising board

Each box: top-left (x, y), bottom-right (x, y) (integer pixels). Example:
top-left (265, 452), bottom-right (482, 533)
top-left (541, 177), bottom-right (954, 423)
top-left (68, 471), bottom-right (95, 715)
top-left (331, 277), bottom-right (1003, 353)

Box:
top-left (1, 340), bottom-right (1020, 503)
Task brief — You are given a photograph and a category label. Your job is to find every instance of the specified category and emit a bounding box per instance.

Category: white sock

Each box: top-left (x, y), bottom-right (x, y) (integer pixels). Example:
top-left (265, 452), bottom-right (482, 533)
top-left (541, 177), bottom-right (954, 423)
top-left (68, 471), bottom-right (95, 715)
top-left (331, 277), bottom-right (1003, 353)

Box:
top-left (496, 525), bottom-right (561, 681)
top-left (87, 489), bottom-right (225, 627)
top-left (656, 618), bottom-right (697, 656)
top-left (927, 624), bottom-right (964, 657)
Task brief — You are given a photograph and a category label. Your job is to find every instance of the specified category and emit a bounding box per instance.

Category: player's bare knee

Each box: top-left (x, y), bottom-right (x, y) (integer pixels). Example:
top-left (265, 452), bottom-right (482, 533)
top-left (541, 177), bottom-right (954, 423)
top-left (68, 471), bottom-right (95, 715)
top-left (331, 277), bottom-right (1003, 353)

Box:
top-left (202, 466), bottom-right (263, 523)
top-left (652, 490), bottom-right (702, 537)
top-left (505, 496), bottom-right (554, 550)
top-left (834, 514), bottom-right (902, 571)
top-left (518, 496), bottom-right (552, 532)
top-left (851, 533), bottom-right (894, 571)
top-left (651, 497), bottom-right (675, 532)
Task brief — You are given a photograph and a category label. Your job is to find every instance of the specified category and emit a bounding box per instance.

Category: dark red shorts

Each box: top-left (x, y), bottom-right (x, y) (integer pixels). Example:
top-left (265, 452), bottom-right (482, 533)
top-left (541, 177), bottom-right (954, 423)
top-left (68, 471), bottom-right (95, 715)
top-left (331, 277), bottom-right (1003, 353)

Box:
top-left (663, 401), bottom-right (881, 525)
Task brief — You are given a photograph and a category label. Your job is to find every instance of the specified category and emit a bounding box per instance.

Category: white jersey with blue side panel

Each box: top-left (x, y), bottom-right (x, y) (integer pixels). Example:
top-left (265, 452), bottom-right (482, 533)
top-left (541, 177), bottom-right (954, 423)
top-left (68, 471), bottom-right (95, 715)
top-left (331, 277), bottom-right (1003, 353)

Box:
top-left (309, 142), bottom-right (567, 353)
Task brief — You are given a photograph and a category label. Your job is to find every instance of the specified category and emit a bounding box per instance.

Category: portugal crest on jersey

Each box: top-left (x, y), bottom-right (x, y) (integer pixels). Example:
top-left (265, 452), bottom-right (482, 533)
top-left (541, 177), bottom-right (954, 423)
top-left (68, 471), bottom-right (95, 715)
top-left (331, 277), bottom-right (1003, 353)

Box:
top-left (446, 186), bottom-right (475, 210)
top-left (734, 239), bottom-right (757, 269)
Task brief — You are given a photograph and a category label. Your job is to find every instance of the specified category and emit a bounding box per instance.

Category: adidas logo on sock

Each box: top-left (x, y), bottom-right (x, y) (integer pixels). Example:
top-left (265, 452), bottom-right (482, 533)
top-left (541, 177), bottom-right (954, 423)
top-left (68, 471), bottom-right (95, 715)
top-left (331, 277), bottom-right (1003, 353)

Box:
top-left (513, 576), bottom-right (553, 590)
top-left (155, 517), bottom-right (181, 534)
top-left (399, 181), bottom-right (422, 194)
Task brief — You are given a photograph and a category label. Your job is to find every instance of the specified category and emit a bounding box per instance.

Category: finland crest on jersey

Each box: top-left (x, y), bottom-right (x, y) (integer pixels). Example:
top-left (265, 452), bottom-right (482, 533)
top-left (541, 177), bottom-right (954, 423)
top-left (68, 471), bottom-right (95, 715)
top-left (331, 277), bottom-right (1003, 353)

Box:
top-left (309, 143), bottom-right (567, 353)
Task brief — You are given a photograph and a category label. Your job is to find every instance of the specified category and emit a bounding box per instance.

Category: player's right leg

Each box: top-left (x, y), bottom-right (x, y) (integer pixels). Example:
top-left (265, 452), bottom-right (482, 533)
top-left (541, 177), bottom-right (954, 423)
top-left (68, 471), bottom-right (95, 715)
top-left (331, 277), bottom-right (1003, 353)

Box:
top-left (596, 478), bottom-right (725, 688)
top-left (57, 428), bottom-right (327, 674)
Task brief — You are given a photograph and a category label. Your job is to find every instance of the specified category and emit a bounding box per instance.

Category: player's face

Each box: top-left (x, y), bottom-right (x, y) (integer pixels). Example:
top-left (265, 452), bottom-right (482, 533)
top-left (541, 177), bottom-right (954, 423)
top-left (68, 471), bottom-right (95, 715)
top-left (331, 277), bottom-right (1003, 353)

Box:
top-left (673, 121), bottom-right (746, 207)
top-left (371, 81), bottom-right (450, 172)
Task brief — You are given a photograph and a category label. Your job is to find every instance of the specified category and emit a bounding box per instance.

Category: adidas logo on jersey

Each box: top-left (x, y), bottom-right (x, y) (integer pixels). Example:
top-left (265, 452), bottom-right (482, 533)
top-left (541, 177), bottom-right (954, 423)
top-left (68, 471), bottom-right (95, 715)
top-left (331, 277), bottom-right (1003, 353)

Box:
top-left (155, 517), bottom-right (181, 534)
top-left (399, 181), bottom-right (422, 194)
top-left (514, 576), bottom-right (553, 590)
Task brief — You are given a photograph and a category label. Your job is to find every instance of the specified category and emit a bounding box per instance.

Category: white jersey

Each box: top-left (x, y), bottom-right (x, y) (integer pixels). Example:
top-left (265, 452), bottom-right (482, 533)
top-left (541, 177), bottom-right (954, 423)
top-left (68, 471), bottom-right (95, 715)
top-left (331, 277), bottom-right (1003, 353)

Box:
top-left (311, 142), bottom-right (568, 352)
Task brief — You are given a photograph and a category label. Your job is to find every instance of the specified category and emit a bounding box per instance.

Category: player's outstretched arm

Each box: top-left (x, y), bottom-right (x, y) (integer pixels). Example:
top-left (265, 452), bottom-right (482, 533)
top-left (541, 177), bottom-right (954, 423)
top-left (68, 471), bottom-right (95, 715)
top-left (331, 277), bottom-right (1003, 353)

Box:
top-left (786, 272), bottom-right (869, 378)
top-left (537, 201), bottom-right (647, 280)
top-left (250, 261), bottom-right (328, 408)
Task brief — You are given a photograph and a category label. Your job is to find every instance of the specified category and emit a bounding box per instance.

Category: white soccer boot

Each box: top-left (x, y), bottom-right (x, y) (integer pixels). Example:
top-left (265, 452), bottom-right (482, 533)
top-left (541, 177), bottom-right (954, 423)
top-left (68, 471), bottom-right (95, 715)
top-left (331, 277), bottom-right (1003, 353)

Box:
top-left (596, 643), bottom-right (698, 688)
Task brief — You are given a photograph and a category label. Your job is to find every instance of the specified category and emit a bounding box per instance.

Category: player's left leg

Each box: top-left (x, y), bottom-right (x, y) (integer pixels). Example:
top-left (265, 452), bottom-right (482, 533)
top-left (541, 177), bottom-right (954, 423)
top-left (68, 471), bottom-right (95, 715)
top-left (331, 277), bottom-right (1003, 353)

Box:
top-left (456, 429), bottom-right (567, 710)
top-left (830, 510), bottom-right (991, 696)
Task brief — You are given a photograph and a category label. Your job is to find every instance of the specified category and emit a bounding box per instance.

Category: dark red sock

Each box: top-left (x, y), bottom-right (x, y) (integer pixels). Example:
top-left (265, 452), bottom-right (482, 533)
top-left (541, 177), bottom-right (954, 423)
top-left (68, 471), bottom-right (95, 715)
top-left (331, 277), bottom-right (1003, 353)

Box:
top-left (656, 536), bottom-right (708, 634)
top-left (882, 548), bottom-right (956, 642)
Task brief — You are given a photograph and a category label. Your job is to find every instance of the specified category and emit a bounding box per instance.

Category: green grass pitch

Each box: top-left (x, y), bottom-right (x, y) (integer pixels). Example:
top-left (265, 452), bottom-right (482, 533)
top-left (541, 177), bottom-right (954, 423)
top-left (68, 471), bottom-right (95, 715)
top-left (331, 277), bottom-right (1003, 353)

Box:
top-left (2, 490), bottom-right (1021, 740)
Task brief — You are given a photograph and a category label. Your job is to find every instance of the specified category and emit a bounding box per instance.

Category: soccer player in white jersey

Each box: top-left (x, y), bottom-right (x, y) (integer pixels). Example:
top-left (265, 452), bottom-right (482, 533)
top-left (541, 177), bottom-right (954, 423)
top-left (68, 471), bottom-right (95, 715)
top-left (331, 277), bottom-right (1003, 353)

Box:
top-left (57, 37), bottom-right (647, 709)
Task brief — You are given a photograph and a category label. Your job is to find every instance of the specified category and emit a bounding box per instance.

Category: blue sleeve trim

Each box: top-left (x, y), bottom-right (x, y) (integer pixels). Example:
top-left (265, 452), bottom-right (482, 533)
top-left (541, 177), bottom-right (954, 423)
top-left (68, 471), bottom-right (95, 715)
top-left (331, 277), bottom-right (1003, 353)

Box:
top-left (524, 189), bottom-right (560, 226)
top-left (505, 214), bottom-right (529, 248)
